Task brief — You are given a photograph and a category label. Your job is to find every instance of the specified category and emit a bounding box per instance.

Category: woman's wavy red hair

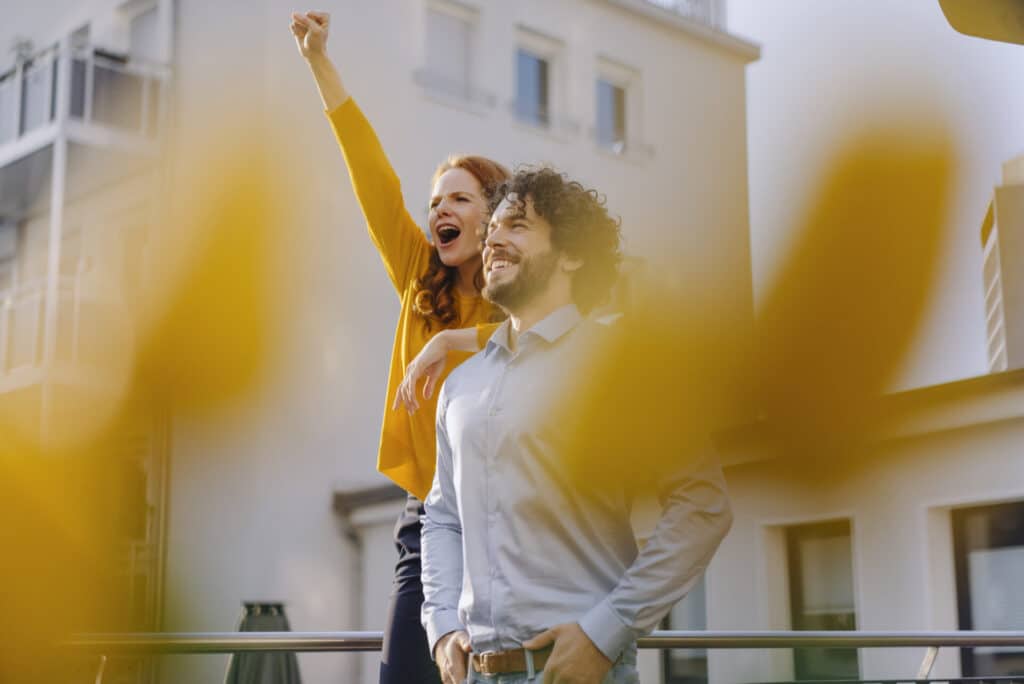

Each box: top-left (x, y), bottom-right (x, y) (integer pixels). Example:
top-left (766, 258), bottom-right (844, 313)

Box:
top-left (413, 155), bottom-right (510, 331)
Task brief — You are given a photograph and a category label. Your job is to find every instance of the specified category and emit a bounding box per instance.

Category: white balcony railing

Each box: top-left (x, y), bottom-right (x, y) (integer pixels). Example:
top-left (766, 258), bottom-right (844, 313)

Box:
top-left (0, 274), bottom-right (131, 379)
top-left (646, 0), bottom-right (725, 29)
top-left (0, 41), bottom-right (169, 148)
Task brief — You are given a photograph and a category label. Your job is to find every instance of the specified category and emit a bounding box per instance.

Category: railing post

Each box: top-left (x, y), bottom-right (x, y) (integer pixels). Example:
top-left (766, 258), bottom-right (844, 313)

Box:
top-left (13, 58), bottom-right (24, 137)
top-left (93, 654), bottom-right (107, 684)
top-left (916, 645), bottom-right (939, 680)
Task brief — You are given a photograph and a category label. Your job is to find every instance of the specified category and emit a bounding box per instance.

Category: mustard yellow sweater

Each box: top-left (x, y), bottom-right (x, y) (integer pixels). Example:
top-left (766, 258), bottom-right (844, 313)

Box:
top-left (327, 98), bottom-right (497, 500)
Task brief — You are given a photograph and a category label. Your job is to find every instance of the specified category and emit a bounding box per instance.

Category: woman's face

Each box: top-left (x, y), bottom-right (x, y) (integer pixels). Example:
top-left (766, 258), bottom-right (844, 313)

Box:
top-left (428, 167), bottom-right (488, 268)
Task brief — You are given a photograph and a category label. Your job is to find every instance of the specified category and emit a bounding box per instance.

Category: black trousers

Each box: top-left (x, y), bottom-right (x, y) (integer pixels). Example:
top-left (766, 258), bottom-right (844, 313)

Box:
top-left (379, 493), bottom-right (443, 684)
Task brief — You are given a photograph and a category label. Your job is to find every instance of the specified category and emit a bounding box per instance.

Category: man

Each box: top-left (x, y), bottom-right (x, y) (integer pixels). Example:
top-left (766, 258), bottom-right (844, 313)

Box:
top-left (421, 167), bottom-right (733, 684)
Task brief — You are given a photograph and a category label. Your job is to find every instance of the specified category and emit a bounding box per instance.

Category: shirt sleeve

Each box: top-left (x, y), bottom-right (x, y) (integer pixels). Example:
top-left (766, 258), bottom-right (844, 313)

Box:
top-left (577, 448), bottom-right (733, 662)
top-left (325, 98), bottom-right (431, 296)
top-left (421, 385), bottom-right (466, 657)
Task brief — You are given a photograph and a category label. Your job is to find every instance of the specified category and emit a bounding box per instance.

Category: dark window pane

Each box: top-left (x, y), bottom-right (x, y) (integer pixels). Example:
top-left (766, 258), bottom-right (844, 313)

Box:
top-left (596, 79), bottom-right (626, 151)
top-left (664, 575), bottom-right (708, 684)
top-left (787, 520), bottom-right (859, 681)
top-left (954, 501), bottom-right (1024, 677)
top-left (70, 58), bottom-right (87, 118)
top-left (516, 49), bottom-right (549, 126)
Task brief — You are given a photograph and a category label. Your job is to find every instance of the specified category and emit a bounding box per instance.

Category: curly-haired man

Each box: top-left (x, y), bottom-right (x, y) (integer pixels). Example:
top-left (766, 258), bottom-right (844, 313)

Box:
top-left (421, 167), bottom-right (733, 684)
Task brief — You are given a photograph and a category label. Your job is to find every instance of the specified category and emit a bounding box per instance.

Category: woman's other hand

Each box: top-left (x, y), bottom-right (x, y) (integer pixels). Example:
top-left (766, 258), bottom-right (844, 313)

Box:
top-left (393, 331), bottom-right (453, 414)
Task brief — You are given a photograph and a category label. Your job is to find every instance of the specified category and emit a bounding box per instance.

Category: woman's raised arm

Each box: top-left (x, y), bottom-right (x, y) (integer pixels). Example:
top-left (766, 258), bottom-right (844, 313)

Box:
top-left (291, 11), bottom-right (349, 111)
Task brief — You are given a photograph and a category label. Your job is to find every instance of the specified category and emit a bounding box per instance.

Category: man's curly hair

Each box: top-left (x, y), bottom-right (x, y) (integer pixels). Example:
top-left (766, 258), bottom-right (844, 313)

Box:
top-left (490, 166), bottom-right (622, 313)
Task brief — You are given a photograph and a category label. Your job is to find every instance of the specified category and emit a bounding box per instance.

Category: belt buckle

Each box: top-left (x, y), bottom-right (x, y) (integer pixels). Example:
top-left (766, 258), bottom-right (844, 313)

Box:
top-left (473, 650), bottom-right (500, 675)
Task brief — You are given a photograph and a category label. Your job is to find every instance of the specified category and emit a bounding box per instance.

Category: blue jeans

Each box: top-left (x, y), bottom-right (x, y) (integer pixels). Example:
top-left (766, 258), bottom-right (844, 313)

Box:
top-left (465, 647), bottom-right (639, 684)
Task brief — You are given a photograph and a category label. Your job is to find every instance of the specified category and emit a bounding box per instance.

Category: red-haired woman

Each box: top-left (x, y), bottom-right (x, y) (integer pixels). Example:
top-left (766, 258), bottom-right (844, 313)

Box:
top-left (291, 12), bottom-right (507, 684)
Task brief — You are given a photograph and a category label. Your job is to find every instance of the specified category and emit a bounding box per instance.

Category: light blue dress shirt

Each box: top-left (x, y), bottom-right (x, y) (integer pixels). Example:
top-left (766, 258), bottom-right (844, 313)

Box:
top-left (421, 304), bottom-right (733, 662)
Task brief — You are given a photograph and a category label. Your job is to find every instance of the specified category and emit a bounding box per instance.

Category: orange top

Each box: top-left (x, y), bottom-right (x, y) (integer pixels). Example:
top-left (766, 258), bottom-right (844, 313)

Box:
top-left (327, 98), bottom-right (499, 499)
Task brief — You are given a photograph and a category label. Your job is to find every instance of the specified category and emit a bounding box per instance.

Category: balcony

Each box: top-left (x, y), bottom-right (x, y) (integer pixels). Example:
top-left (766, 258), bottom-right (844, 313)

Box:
top-left (0, 273), bottom-right (132, 394)
top-left (0, 41), bottom-right (169, 168)
top-left (645, 0), bottom-right (726, 30)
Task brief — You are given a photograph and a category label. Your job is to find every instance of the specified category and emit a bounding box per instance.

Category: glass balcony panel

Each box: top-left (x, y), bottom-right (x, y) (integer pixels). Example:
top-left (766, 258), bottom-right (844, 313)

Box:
top-left (70, 58), bottom-right (87, 119)
top-left (0, 70), bottom-right (19, 144)
top-left (20, 57), bottom-right (55, 134)
top-left (92, 61), bottom-right (144, 132)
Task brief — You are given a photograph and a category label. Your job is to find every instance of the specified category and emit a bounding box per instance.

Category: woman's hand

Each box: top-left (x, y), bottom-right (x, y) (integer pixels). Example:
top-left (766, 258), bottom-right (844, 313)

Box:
top-left (393, 331), bottom-right (454, 414)
top-left (290, 10), bottom-right (349, 110)
top-left (290, 11), bottom-right (330, 60)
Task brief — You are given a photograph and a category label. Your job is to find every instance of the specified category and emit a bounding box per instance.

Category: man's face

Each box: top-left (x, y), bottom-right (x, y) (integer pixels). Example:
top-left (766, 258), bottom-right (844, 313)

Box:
top-left (482, 195), bottom-right (561, 311)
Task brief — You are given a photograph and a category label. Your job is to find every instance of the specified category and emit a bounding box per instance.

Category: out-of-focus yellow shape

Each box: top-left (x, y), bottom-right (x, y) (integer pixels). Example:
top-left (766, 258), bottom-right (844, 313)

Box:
top-left (133, 145), bottom-right (283, 414)
top-left (939, 0), bottom-right (1024, 46)
top-left (0, 127), bottom-right (294, 682)
top-left (560, 126), bottom-right (954, 491)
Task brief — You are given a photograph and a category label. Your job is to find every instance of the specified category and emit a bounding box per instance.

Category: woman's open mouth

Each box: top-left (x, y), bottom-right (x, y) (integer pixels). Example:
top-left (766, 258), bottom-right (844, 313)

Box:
top-left (437, 225), bottom-right (461, 246)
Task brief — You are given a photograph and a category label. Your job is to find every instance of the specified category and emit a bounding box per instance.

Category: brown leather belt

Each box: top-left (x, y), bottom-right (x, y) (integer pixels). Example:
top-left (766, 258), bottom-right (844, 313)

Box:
top-left (469, 647), bottom-right (553, 675)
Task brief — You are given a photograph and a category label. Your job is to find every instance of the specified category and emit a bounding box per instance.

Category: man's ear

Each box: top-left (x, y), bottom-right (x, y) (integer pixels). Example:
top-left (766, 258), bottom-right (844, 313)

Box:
top-left (560, 254), bottom-right (583, 273)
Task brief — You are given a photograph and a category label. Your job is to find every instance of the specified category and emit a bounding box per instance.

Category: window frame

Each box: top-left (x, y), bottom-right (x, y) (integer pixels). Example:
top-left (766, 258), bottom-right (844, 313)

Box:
top-left (416, 0), bottom-right (488, 110)
top-left (513, 26), bottom-right (567, 135)
top-left (952, 500), bottom-right (1024, 677)
top-left (661, 574), bottom-right (709, 684)
top-left (785, 518), bottom-right (861, 681)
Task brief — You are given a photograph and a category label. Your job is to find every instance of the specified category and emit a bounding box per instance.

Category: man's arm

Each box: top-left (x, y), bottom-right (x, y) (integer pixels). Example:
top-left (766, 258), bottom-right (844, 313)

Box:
top-left (578, 448), bottom-right (733, 660)
top-left (529, 446), bottom-right (732, 682)
top-left (421, 388), bottom-right (470, 683)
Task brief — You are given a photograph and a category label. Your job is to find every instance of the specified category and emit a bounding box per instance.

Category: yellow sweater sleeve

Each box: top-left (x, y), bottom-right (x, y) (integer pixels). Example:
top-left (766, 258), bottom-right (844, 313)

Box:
top-left (326, 98), bottom-right (431, 295)
top-left (476, 322), bottom-right (501, 348)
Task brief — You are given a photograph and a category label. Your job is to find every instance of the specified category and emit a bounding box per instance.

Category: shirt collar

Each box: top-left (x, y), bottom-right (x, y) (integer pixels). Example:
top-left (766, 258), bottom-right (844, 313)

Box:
top-left (485, 304), bottom-right (582, 357)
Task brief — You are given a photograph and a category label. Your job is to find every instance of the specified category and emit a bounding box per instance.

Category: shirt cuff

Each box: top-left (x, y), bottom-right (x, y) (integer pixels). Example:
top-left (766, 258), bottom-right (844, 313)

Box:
top-left (577, 598), bottom-right (635, 663)
top-left (424, 609), bottom-right (465, 660)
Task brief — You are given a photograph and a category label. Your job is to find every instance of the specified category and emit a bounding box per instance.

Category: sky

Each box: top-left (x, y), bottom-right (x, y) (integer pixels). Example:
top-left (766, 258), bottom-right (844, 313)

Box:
top-left (727, 0), bottom-right (1024, 390)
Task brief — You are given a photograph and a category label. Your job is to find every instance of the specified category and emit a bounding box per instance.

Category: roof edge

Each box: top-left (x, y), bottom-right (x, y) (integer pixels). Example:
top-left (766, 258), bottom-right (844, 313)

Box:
top-left (596, 0), bottom-right (761, 62)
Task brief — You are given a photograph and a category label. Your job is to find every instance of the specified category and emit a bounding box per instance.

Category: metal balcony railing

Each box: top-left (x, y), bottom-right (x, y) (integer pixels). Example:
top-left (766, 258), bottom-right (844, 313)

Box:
top-left (645, 0), bottom-right (725, 30)
top-left (0, 41), bottom-right (168, 147)
top-left (68, 630), bottom-right (1024, 684)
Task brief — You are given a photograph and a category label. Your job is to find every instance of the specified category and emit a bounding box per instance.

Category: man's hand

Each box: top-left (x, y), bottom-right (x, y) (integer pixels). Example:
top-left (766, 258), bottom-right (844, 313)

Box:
top-left (523, 623), bottom-right (614, 684)
top-left (289, 11), bottom-right (330, 60)
top-left (434, 629), bottom-right (472, 684)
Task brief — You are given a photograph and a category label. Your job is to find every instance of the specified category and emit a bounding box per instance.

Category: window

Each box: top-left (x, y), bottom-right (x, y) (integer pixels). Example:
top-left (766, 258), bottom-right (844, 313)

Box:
top-left (516, 48), bottom-right (549, 127)
top-left (787, 519), bottom-right (859, 680)
top-left (422, 1), bottom-right (476, 101)
top-left (514, 27), bottom-right (563, 131)
top-left (595, 58), bottom-right (642, 158)
top-left (596, 78), bottom-right (626, 152)
top-left (663, 575), bottom-right (708, 684)
top-left (953, 501), bottom-right (1024, 677)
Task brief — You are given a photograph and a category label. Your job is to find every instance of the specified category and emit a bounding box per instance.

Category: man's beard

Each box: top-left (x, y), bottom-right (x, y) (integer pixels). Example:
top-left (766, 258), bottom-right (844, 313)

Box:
top-left (483, 249), bottom-right (560, 312)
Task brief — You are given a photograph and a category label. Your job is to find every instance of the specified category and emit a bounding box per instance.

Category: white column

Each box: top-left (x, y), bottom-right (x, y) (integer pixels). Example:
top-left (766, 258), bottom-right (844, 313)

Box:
top-left (40, 38), bottom-right (72, 440)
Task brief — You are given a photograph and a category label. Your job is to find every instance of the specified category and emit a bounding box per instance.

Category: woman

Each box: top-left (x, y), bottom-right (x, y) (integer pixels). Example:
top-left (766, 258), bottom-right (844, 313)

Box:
top-left (290, 12), bottom-right (507, 683)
